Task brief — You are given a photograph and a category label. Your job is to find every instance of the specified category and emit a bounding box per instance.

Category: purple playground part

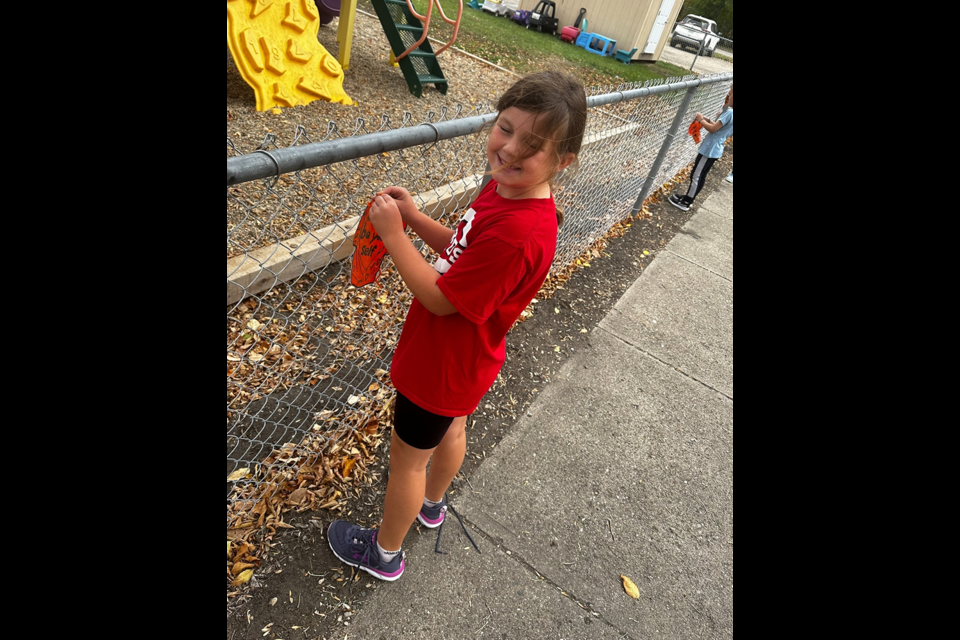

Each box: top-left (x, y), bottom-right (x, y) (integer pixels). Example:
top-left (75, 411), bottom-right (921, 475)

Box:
top-left (512, 9), bottom-right (531, 27)
top-left (318, 0), bottom-right (341, 25)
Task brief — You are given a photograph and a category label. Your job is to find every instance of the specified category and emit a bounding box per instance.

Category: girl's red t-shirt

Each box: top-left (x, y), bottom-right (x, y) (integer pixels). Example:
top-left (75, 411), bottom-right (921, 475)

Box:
top-left (390, 180), bottom-right (559, 418)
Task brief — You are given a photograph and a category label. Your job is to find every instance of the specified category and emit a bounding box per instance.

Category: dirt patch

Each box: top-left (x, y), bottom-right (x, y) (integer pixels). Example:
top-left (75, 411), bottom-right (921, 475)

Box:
top-left (225, 140), bottom-right (733, 639)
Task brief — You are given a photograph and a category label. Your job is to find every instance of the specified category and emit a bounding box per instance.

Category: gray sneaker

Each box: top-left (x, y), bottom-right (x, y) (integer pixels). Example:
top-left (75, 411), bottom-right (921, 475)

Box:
top-left (328, 521), bottom-right (405, 582)
top-left (417, 499), bottom-right (448, 529)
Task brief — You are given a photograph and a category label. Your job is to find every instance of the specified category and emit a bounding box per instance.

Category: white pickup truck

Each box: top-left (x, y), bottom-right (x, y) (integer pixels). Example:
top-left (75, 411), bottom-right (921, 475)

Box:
top-left (670, 15), bottom-right (722, 57)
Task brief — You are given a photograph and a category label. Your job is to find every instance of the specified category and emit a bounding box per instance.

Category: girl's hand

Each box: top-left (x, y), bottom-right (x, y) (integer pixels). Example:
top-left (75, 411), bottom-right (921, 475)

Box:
top-left (378, 186), bottom-right (419, 224)
top-left (369, 194), bottom-right (406, 241)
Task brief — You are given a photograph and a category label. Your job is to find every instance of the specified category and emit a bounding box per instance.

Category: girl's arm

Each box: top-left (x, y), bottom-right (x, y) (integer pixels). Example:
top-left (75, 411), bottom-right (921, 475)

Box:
top-left (369, 193), bottom-right (458, 317)
top-left (406, 212), bottom-right (457, 256)
top-left (379, 187), bottom-right (455, 255)
top-left (696, 113), bottom-right (725, 134)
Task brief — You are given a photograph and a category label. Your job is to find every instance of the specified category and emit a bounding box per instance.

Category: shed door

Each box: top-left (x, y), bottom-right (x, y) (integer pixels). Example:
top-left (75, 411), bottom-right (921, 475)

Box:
top-left (644, 0), bottom-right (678, 54)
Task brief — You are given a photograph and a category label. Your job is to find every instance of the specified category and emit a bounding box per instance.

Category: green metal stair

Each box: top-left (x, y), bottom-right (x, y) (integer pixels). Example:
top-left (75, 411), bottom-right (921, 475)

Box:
top-left (371, 0), bottom-right (449, 98)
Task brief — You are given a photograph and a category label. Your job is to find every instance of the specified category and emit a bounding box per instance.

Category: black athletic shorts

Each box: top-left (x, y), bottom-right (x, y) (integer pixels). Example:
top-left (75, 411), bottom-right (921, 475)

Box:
top-left (393, 392), bottom-right (455, 450)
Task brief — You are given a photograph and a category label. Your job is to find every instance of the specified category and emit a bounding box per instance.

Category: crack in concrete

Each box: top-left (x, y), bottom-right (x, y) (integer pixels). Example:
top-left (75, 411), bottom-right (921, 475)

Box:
top-left (665, 249), bottom-right (733, 284)
top-left (597, 327), bottom-right (733, 402)
top-left (459, 514), bottom-right (638, 640)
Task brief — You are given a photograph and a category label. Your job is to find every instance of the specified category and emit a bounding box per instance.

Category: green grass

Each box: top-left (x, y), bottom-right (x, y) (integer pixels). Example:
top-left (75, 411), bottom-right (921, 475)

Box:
top-left (358, 1), bottom-right (689, 86)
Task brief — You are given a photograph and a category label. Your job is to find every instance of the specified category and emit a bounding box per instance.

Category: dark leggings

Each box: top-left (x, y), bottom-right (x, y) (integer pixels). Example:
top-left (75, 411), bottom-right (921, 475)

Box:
top-left (683, 154), bottom-right (718, 203)
top-left (393, 392), bottom-right (455, 450)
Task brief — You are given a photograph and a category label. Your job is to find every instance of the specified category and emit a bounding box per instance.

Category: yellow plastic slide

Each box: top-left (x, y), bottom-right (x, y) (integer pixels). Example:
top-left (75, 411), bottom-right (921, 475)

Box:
top-left (227, 0), bottom-right (352, 111)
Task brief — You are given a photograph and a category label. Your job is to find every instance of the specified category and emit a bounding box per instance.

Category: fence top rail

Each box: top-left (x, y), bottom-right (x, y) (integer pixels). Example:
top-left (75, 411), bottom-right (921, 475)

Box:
top-left (226, 74), bottom-right (733, 187)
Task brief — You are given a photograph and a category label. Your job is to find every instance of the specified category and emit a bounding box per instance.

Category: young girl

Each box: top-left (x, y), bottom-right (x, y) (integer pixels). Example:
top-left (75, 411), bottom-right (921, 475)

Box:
top-left (328, 71), bottom-right (588, 581)
top-left (669, 84), bottom-right (734, 212)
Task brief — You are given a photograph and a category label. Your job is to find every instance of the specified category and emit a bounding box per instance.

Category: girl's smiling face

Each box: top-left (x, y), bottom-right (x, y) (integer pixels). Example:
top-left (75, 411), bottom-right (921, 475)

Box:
top-left (488, 107), bottom-right (575, 200)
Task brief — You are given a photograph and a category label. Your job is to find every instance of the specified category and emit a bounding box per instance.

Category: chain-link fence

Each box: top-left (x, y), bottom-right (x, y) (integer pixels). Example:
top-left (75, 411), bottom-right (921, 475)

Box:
top-left (226, 73), bottom-right (733, 535)
top-left (715, 37), bottom-right (734, 59)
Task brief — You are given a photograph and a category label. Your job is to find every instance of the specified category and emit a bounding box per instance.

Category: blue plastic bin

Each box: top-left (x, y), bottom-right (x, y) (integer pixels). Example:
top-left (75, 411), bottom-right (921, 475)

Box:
top-left (578, 32), bottom-right (617, 57)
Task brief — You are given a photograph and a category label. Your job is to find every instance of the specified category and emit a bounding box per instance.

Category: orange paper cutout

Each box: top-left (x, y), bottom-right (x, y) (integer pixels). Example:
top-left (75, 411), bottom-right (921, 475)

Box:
top-left (351, 197), bottom-right (406, 288)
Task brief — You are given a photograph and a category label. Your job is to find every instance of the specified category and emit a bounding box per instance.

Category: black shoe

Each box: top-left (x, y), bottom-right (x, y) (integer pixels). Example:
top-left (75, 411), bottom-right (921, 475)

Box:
top-left (668, 195), bottom-right (691, 212)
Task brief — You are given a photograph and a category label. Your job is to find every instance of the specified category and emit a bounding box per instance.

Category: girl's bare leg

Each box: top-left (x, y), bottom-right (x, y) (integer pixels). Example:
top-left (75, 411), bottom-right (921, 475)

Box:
top-left (377, 433), bottom-right (435, 552)
top-left (376, 417), bottom-right (468, 551)
top-left (425, 416), bottom-right (468, 503)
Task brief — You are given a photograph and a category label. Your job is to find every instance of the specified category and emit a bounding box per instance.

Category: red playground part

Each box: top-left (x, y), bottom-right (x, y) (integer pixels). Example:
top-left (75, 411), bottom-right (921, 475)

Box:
top-left (561, 26), bottom-right (581, 43)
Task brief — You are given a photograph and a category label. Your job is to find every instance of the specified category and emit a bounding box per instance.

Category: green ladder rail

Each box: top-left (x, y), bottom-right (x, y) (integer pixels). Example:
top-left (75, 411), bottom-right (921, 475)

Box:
top-left (371, 0), bottom-right (462, 98)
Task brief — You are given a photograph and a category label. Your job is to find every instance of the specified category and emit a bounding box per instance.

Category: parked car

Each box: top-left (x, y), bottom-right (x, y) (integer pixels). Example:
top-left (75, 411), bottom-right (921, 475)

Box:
top-left (482, 0), bottom-right (519, 17)
top-left (671, 14), bottom-right (721, 57)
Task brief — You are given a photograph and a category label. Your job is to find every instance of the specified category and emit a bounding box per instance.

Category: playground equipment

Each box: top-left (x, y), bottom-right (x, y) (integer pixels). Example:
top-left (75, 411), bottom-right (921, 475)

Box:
top-left (560, 7), bottom-right (585, 42)
top-left (615, 47), bottom-right (638, 64)
top-left (482, 0), bottom-right (519, 17)
top-left (317, 0), bottom-right (340, 24)
top-left (227, 0), bottom-right (467, 105)
top-left (371, 0), bottom-right (463, 98)
top-left (468, 0), bottom-right (483, 10)
top-left (527, 1), bottom-right (558, 35)
top-left (560, 26), bottom-right (580, 44)
top-left (226, 0), bottom-right (352, 111)
top-left (573, 7), bottom-right (586, 29)
top-left (576, 31), bottom-right (617, 57)
top-left (512, 9), bottom-right (531, 27)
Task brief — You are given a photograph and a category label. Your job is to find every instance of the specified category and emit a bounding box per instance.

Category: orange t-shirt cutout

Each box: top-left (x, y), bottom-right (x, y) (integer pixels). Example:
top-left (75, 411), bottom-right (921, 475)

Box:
top-left (351, 197), bottom-right (406, 288)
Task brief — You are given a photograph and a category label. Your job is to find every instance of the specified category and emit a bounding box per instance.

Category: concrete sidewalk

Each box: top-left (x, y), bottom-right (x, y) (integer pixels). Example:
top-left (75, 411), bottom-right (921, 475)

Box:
top-left (348, 182), bottom-right (734, 639)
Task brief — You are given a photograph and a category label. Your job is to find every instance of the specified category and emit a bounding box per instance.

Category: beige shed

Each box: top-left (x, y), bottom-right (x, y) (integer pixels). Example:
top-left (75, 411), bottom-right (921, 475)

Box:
top-left (516, 0), bottom-right (685, 63)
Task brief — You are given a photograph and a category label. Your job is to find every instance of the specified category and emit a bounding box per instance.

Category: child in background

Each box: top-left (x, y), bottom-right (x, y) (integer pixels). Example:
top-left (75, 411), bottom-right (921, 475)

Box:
top-left (670, 84), bottom-right (734, 212)
top-left (328, 71), bottom-right (588, 581)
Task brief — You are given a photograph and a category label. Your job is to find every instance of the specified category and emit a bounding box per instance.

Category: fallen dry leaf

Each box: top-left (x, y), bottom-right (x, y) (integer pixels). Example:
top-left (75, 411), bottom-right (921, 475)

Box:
top-left (287, 488), bottom-right (311, 506)
top-left (227, 468), bottom-right (250, 482)
top-left (232, 569), bottom-right (254, 587)
top-left (342, 457), bottom-right (358, 479)
top-left (622, 575), bottom-right (641, 600)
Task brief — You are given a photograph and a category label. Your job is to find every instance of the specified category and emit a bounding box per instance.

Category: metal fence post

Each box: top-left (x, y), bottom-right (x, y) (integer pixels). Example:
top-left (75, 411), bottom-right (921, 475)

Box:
top-left (691, 38), bottom-right (705, 72)
top-left (631, 84), bottom-right (699, 216)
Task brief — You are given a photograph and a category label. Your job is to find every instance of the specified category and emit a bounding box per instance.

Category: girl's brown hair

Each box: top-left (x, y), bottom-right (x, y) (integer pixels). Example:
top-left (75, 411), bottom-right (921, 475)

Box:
top-left (490, 71), bottom-right (588, 226)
